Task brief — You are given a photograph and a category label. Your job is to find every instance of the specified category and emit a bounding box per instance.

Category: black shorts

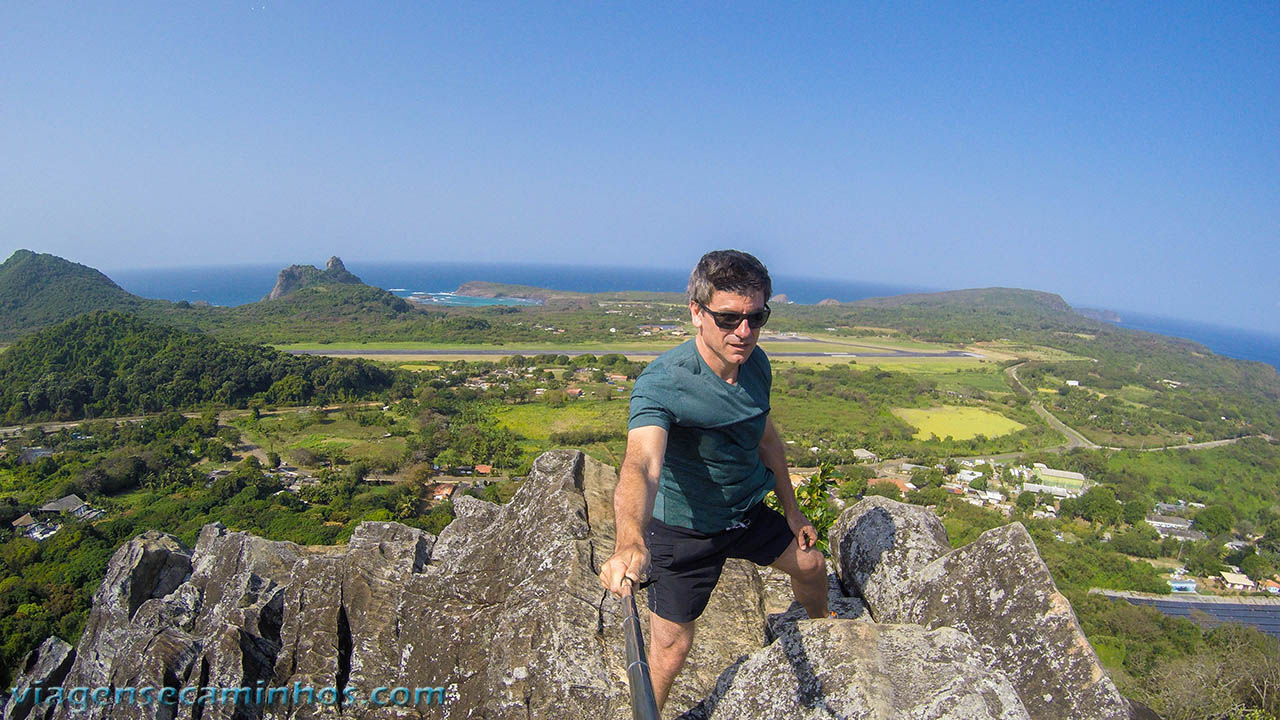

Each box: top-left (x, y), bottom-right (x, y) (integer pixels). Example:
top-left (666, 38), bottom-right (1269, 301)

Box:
top-left (645, 502), bottom-right (795, 623)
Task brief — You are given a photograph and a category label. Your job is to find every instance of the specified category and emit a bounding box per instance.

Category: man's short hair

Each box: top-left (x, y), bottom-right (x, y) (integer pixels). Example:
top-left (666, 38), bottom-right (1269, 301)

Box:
top-left (687, 250), bottom-right (772, 306)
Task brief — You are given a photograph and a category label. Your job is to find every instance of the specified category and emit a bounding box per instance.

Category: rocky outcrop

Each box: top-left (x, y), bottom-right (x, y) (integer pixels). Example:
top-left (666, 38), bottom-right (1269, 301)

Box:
top-left (10, 459), bottom-right (1138, 720)
top-left (3, 638), bottom-right (74, 720)
top-left (828, 493), bottom-right (951, 614)
top-left (10, 452), bottom-right (768, 720)
top-left (265, 257), bottom-right (362, 300)
top-left (816, 298), bottom-right (840, 306)
top-left (681, 621), bottom-right (1030, 720)
top-left (832, 497), bottom-right (1133, 720)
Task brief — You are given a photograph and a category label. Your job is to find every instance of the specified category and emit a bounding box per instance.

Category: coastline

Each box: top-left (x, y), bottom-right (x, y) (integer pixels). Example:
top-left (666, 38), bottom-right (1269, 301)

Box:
top-left (105, 262), bottom-right (1280, 370)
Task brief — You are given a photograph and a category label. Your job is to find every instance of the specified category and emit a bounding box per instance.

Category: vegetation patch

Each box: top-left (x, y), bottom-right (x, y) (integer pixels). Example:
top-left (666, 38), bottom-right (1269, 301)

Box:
top-left (492, 400), bottom-right (628, 442)
top-left (892, 406), bottom-right (1027, 441)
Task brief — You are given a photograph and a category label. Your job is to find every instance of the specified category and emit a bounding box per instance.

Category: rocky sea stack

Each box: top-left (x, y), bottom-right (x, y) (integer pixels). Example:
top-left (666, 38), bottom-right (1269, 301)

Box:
top-left (6, 452), bottom-right (1148, 719)
top-left (265, 257), bottom-right (362, 300)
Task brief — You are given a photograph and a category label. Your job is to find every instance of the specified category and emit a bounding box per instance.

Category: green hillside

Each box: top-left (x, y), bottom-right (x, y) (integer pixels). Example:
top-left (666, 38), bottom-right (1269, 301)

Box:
top-left (0, 250), bottom-right (157, 339)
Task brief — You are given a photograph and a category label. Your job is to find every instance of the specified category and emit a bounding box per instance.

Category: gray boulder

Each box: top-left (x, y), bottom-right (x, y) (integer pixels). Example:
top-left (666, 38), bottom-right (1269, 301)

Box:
top-left (680, 620), bottom-right (1030, 720)
top-left (886, 523), bottom-right (1131, 720)
top-left (828, 495), bottom-right (951, 615)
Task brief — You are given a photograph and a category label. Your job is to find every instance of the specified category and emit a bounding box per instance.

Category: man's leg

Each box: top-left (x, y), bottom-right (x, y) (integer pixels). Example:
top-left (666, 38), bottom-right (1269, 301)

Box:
top-left (648, 613), bottom-right (696, 710)
top-left (769, 538), bottom-right (829, 618)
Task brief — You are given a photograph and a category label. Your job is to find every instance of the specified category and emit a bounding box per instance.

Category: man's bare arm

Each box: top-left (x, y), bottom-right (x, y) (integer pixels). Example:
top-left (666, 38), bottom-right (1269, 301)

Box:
top-left (599, 425), bottom-right (667, 596)
top-left (759, 416), bottom-right (817, 550)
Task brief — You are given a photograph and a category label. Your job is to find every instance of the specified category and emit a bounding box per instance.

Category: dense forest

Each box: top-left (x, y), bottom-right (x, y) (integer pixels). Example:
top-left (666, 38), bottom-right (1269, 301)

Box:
top-left (0, 312), bottom-right (394, 422)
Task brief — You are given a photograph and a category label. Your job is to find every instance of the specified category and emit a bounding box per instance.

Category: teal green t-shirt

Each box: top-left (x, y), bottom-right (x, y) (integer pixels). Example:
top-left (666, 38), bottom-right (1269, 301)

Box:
top-left (628, 339), bottom-right (774, 533)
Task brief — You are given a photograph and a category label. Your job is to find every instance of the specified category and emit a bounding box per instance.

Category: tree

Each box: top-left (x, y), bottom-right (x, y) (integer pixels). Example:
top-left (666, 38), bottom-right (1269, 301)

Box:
top-left (1194, 505), bottom-right (1235, 537)
top-left (1122, 499), bottom-right (1151, 526)
top-left (1113, 526), bottom-right (1160, 558)
top-left (435, 448), bottom-right (464, 470)
top-left (1260, 521), bottom-right (1280, 554)
top-left (1016, 491), bottom-right (1037, 512)
top-left (864, 482), bottom-right (902, 501)
top-left (836, 476), bottom-right (868, 500)
top-left (1184, 541), bottom-right (1226, 577)
top-left (1073, 487), bottom-right (1123, 526)
top-left (1239, 552), bottom-right (1276, 582)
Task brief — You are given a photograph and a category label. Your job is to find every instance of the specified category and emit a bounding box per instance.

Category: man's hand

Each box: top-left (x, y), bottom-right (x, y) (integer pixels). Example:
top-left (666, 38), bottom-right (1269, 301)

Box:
top-left (599, 543), bottom-right (650, 596)
top-left (786, 510), bottom-right (819, 551)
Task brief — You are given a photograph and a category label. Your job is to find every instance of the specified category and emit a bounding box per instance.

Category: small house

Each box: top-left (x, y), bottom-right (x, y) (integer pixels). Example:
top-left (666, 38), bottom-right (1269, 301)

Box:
top-left (1220, 572), bottom-right (1256, 591)
top-left (38, 494), bottom-right (88, 516)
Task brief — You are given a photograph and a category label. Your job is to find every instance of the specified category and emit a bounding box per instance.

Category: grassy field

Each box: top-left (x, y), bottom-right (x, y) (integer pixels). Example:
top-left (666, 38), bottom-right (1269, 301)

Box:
top-left (772, 358), bottom-right (1011, 395)
top-left (972, 341), bottom-right (1094, 363)
top-left (492, 401), bottom-right (628, 440)
top-left (233, 410), bottom-right (410, 470)
top-left (892, 406), bottom-right (1027, 441)
top-left (760, 333), bottom-right (959, 354)
top-left (770, 393), bottom-right (890, 438)
top-left (491, 400), bottom-right (629, 466)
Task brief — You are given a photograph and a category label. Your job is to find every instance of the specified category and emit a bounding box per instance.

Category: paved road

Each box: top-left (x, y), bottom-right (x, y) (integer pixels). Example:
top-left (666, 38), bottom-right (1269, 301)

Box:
top-left (1005, 363), bottom-right (1099, 450)
top-left (288, 348), bottom-right (983, 359)
top-left (0, 402), bottom-right (381, 438)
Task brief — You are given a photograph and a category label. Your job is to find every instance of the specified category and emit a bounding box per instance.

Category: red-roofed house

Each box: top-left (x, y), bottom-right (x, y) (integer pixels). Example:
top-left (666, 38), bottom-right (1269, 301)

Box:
top-left (871, 477), bottom-right (916, 493)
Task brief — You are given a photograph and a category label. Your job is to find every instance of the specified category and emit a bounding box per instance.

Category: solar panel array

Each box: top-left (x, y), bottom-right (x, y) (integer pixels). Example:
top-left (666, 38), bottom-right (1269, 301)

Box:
top-left (1119, 596), bottom-right (1280, 639)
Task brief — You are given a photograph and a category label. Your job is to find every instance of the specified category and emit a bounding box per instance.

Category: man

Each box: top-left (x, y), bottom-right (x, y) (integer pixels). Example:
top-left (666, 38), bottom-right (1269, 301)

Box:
top-left (598, 249), bottom-right (829, 710)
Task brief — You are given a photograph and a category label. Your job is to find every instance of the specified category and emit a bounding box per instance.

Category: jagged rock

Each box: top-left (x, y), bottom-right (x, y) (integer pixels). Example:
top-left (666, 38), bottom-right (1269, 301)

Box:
top-left (35, 525), bottom-right (315, 720)
top-left (13, 451), bottom-right (766, 720)
top-left (885, 523), bottom-right (1131, 720)
top-left (680, 620), bottom-right (1031, 720)
top-left (53, 530), bottom-right (193, 703)
top-left (769, 293), bottom-right (790, 304)
top-left (2, 637), bottom-right (74, 720)
top-left (829, 495), bottom-right (951, 614)
top-left (10, 452), bottom-right (1136, 720)
top-left (265, 256), bottom-right (362, 300)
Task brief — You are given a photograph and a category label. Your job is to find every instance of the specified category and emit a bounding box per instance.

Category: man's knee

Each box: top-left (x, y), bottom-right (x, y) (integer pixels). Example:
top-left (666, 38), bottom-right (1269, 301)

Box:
top-left (650, 616), bottom-right (695, 655)
top-left (793, 547), bottom-right (826, 581)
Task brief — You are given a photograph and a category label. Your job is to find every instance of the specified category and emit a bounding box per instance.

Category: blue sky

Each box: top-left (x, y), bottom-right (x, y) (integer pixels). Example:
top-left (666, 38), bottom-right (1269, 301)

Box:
top-left (2, 2), bottom-right (1277, 334)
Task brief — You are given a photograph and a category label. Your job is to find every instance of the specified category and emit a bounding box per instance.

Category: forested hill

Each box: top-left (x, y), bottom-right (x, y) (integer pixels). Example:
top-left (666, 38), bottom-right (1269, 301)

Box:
top-left (0, 311), bottom-right (395, 423)
top-left (0, 250), bottom-right (160, 339)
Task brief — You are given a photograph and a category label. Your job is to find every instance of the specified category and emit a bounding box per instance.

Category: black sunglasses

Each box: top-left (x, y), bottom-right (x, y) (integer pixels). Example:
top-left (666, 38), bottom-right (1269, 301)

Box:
top-left (697, 301), bottom-right (771, 330)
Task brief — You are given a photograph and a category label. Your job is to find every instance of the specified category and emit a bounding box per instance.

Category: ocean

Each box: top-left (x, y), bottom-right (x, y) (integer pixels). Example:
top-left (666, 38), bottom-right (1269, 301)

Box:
top-left (106, 262), bottom-right (1280, 370)
top-left (1104, 311), bottom-right (1280, 371)
top-left (106, 261), bottom-right (928, 309)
